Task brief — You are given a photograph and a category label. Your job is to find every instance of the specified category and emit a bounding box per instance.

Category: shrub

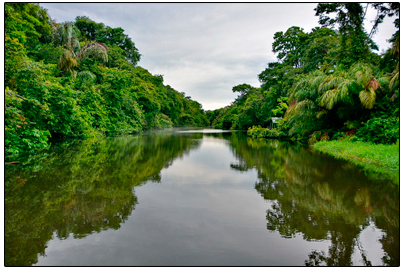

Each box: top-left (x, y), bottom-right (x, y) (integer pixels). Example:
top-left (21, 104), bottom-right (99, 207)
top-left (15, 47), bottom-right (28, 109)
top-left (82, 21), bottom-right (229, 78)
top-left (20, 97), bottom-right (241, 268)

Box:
top-left (308, 130), bottom-right (330, 144)
top-left (355, 117), bottom-right (399, 144)
top-left (5, 124), bottom-right (51, 159)
top-left (247, 126), bottom-right (286, 138)
top-left (332, 131), bottom-right (346, 140)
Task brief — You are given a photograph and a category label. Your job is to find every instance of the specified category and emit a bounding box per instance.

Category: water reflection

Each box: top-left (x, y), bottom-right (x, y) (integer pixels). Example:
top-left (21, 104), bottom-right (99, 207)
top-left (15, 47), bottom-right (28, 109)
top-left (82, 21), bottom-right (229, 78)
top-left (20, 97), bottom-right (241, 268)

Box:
top-left (5, 131), bottom-right (399, 266)
top-left (5, 132), bottom-right (201, 266)
top-left (227, 136), bottom-right (399, 266)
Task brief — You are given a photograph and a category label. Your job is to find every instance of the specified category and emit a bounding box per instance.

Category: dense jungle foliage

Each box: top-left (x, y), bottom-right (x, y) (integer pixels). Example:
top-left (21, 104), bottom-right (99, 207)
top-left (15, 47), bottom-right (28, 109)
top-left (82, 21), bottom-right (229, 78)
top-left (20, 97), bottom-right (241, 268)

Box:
top-left (5, 3), bottom-right (209, 160)
top-left (210, 3), bottom-right (399, 144)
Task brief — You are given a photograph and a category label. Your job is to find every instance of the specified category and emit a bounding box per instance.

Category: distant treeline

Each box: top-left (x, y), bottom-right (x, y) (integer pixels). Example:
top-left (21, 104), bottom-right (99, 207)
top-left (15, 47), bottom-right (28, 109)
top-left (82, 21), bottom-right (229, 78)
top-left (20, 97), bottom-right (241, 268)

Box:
top-left (207, 3), bottom-right (399, 145)
top-left (5, 3), bottom-right (209, 159)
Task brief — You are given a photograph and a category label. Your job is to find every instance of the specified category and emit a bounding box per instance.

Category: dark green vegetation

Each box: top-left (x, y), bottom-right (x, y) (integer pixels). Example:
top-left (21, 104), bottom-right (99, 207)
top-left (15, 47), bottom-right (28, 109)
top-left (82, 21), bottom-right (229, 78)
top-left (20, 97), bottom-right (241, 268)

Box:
top-left (5, 3), bottom-right (208, 160)
top-left (313, 140), bottom-right (399, 184)
top-left (209, 3), bottom-right (399, 146)
top-left (5, 131), bottom-right (399, 266)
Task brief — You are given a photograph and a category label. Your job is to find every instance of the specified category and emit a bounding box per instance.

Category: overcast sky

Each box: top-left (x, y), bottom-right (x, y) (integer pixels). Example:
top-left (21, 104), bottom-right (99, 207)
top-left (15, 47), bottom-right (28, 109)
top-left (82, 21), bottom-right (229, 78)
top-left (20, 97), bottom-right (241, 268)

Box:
top-left (40, 3), bottom-right (397, 111)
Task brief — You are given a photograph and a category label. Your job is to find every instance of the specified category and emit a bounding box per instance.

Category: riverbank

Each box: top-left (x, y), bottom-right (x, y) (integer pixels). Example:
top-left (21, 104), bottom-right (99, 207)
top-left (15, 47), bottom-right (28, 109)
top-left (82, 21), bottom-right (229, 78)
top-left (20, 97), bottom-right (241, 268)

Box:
top-left (312, 140), bottom-right (399, 184)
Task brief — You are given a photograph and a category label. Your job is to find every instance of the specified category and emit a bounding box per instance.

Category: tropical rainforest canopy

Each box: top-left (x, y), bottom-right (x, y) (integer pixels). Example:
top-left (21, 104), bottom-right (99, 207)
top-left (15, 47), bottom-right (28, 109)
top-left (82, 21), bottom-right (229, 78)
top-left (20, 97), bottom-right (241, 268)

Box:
top-left (4, 3), bottom-right (400, 160)
top-left (209, 3), bottom-right (399, 144)
top-left (5, 3), bottom-right (209, 159)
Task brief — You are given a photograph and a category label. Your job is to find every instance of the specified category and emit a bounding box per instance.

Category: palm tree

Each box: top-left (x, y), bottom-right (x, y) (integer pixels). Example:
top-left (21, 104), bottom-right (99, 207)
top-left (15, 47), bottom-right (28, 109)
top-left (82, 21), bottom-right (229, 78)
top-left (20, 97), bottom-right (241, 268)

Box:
top-left (284, 63), bottom-right (381, 138)
top-left (317, 63), bottom-right (379, 110)
top-left (318, 72), bottom-right (354, 109)
top-left (352, 63), bottom-right (379, 109)
top-left (287, 70), bottom-right (327, 121)
top-left (76, 41), bottom-right (108, 62)
top-left (285, 71), bottom-right (328, 136)
top-left (53, 22), bottom-right (108, 75)
top-left (57, 49), bottom-right (78, 75)
top-left (52, 22), bottom-right (81, 52)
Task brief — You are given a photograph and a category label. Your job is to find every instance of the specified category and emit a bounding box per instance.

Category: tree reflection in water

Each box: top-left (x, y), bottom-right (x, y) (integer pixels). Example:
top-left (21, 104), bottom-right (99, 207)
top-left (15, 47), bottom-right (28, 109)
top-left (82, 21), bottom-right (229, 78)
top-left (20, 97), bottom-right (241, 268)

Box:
top-left (227, 134), bottom-right (399, 266)
top-left (5, 131), bottom-right (399, 266)
top-left (5, 132), bottom-right (201, 266)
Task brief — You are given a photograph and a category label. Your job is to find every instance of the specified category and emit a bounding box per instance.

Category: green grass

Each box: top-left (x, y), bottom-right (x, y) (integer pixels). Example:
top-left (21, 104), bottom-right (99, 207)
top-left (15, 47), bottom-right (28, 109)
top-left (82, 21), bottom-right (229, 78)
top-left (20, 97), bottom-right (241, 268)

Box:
top-left (312, 140), bottom-right (399, 185)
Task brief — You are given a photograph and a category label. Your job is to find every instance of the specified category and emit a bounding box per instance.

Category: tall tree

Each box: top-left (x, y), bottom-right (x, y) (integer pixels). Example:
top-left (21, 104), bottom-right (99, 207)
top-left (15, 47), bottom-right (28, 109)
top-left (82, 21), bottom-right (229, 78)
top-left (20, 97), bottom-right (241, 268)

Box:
top-left (232, 83), bottom-right (255, 104)
top-left (301, 27), bottom-right (339, 73)
top-left (314, 3), bottom-right (374, 67)
top-left (272, 26), bottom-right (307, 69)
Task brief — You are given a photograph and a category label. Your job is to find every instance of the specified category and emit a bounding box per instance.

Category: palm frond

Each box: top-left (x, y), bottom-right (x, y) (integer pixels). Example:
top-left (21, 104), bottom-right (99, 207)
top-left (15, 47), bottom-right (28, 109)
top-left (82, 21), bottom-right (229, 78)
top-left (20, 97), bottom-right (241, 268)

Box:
top-left (359, 88), bottom-right (376, 109)
top-left (290, 71), bottom-right (325, 101)
top-left (76, 42), bottom-right (108, 62)
top-left (316, 109), bottom-right (328, 119)
top-left (319, 89), bottom-right (338, 109)
top-left (53, 23), bottom-right (80, 51)
top-left (58, 49), bottom-right (77, 74)
top-left (364, 77), bottom-right (380, 91)
top-left (338, 84), bottom-right (352, 104)
top-left (77, 70), bottom-right (96, 82)
top-left (53, 24), bottom-right (65, 46)
top-left (389, 70), bottom-right (399, 91)
top-left (317, 70), bottom-right (357, 109)
top-left (352, 64), bottom-right (373, 86)
top-left (391, 35), bottom-right (399, 56)
top-left (284, 99), bottom-right (315, 120)
top-left (310, 72), bottom-right (327, 89)
top-left (377, 76), bottom-right (390, 90)
top-left (66, 23), bottom-right (73, 45)
top-left (70, 39), bottom-right (80, 52)
top-left (318, 76), bottom-right (344, 94)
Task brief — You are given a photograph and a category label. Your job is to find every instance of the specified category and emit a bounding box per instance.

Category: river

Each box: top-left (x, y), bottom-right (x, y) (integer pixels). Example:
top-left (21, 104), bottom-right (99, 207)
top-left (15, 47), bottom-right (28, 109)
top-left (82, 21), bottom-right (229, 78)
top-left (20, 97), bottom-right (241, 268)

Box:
top-left (4, 129), bottom-right (399, 266)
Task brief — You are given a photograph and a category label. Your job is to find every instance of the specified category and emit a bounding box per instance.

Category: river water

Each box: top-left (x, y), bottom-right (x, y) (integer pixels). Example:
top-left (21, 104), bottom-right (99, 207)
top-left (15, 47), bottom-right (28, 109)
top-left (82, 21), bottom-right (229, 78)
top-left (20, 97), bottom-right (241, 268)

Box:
top-left (4, 129), bottom-right (399, 266)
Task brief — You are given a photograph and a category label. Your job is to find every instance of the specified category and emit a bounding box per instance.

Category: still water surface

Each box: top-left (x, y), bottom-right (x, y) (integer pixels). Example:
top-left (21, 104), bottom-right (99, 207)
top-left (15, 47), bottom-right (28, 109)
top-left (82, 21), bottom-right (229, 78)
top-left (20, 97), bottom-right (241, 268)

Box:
top-left (5, 129), bottom-right (399, 266)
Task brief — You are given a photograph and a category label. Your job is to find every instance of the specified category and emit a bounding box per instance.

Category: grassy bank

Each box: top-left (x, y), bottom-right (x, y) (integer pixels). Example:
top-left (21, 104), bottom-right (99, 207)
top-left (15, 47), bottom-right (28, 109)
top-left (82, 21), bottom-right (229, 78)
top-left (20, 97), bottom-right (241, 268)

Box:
top-left (312, 140), bottom-right (399, 184)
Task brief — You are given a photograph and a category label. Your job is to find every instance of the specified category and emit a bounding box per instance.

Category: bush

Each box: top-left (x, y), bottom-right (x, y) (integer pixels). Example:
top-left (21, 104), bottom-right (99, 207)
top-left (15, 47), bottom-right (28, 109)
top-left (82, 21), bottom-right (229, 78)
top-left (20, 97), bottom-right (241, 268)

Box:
top-left (308, 130), bottom-right (331, 144)
top-left (355, 117), bottom-right (399, 144)
top-left (247, 126), bottom-right (286, 138)
top-left (5, 87), bottom-right (52, 160)
top-left (332, 131), bottom-right (347, 140)
top-left (5, 124), bottom-right (51, 159)
top-left (154, 113), bottom-right (173, 129)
